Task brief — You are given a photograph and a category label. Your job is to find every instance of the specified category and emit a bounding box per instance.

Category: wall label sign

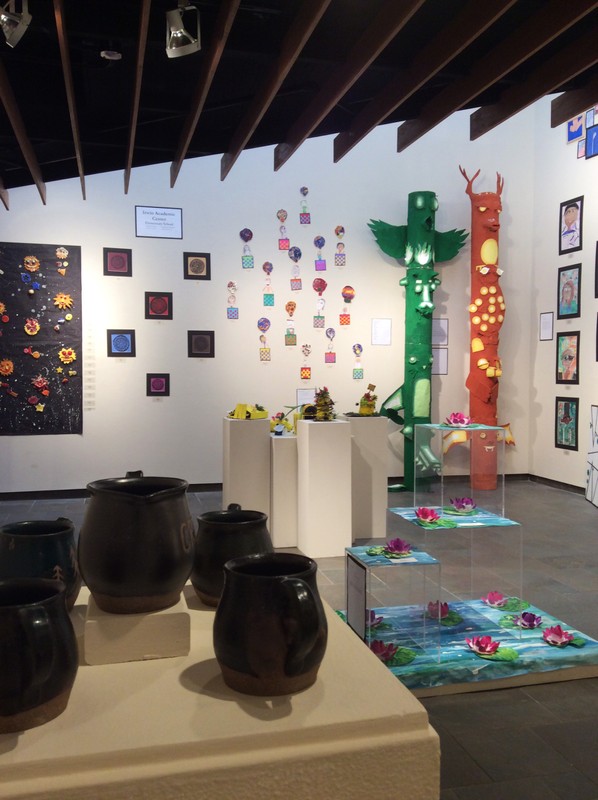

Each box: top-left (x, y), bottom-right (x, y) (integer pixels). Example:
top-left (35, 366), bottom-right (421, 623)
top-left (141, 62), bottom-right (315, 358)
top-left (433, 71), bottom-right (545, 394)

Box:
top-left (135, 206), bottom-right (183, 239)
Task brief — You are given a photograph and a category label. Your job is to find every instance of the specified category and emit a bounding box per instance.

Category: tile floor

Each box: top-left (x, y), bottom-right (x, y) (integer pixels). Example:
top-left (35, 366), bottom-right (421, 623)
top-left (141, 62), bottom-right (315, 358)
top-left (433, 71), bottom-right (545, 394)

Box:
top-left (1, 479), bottom-right (597, 799)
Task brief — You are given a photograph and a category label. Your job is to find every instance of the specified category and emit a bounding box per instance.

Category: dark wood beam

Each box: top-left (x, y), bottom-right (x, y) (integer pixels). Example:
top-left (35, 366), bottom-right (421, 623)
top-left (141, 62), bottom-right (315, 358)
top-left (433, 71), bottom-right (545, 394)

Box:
top-left (53, 0), bottom-right (85, 200)
top-left (0, 176), bottom-right (8, 211)
top-left (274, 0), bottom-right (426, 171)
top-left (0, 59), bottom-right (46, 205)
top-left (333, 0), bottom-right (517, 163)
top-left (471, 28), bottom-right (598, 139)
top-left (551, 72), bottom-right (598, 127)
top-left (170, 0), bottom-right (241, 188)
top-left (124, 0), bottom-right (151, 194)
top-left (397, 0), bottom-right (598, 152)
top-left (221, 0), bottom-right (332, 181)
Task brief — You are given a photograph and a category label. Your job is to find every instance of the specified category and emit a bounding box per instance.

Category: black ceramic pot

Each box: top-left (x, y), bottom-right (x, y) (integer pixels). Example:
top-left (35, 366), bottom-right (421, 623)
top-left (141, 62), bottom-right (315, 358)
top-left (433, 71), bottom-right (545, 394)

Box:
top-left (78, 473), bottom-right (195, 614)
top-left (0, 579), bottom-right (79, 733)
top-left (0, 518), bottom-right (81, 610)
top-left (213, 552), bottom-right (328, 696)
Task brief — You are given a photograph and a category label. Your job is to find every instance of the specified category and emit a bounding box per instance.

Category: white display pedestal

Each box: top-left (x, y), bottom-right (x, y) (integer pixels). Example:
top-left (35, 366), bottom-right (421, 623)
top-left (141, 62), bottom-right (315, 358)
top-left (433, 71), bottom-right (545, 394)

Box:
top-left (297, 420), bottom-right (352, 558)
top-left (340, 415), bottom-right (389, 540)
top-left (0, 587), bottom-right (440, 800)
top-left (270, 434), bottom-right (298, 548)
top-left (222, 417), bottom-right (271, 514)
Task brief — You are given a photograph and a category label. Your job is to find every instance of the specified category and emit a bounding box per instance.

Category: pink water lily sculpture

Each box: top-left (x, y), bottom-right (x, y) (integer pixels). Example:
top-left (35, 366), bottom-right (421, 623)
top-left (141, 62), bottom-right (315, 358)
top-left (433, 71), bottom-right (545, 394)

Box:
top-left (427, 600), bottom-right (449, 619)
top-left (543, 625), bottom-right (574, 647)
top-left (450, 497), bottom-right (476, 512)
top-left (415, 507), bottom-right (440, 524)
top-left (370, 640), bottom-right (398, 663)
top-left (385, 537), bottom-right (412, 556)
top-left (481, 591), bottom-right (508, 608)
top-left (514, 611), bottom-right (542, 629)
top-left (466, 635), bottom-right (500, 656)
top-left (445, 412), bottom-right (471, 426)
top-left (367, 610), bottom-right (384, 629)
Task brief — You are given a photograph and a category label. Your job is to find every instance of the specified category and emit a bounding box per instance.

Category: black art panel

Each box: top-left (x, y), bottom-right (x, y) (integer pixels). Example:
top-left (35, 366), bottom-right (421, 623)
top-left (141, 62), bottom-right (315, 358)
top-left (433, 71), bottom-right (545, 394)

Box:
top-left (0, 242), bottom-right (82, 435)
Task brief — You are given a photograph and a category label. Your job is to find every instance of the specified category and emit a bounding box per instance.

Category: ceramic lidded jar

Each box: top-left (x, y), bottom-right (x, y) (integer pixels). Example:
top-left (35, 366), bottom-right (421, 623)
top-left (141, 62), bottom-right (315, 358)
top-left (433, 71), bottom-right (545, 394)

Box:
top-left (78, 473), bottom-right (195, 614)
top-left (0, 517), bottom-right (81, 610)
top-left (191, 504), bottom-right (273, 606)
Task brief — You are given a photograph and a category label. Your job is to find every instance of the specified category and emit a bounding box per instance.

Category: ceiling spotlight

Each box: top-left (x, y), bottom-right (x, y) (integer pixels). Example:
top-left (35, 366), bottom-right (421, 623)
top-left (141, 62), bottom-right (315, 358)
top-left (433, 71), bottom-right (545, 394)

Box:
top-left (166, 1), bottom-right (200, 59)
top-left (1, 0), bottom-right (31, 48)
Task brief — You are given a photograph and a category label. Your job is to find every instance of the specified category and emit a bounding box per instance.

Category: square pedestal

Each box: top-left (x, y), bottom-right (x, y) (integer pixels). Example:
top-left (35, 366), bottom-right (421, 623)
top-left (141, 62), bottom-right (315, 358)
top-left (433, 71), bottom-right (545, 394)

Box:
top-left (297, 420), bottom-right (352, 558)
top-left (270, 433), bottom-right (298, 547)
top-left (83, 595), bottom-right (191, 665)
top-left (340, 415), bottom-right (388, 539)
top-left (222, 417), bottom-right (271, 514)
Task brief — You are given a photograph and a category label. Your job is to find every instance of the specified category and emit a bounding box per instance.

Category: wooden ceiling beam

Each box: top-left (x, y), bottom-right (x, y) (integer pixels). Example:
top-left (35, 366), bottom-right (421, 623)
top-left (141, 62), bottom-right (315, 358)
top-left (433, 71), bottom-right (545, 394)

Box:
top-left (170, 0), bottom-right (241, 188)
top-left (333, 0), bottom-right (517, 163)
top-left (0, 176), bottom-right (8, 211)
top-left (551, 72), bottom-right (598, 128)
top-left (221, 0), bottom-right (332, 181)
top-left (274, 0), bottom-right (426, 172)
top-left (471, 28), bottom-right (598, 139)
top-left (0, 59), bottom-right (46, 205)
top-left (53, 0), bottom-right (85, 200)
top-left (124, 0), bottom-right (151, 195)
top-left (397, 0), bottom-right (598, 152)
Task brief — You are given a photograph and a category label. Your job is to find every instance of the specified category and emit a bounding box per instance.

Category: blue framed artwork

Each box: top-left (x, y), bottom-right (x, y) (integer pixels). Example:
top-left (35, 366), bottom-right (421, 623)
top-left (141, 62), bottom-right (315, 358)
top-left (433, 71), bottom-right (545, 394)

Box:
top-left (107, 329), bottom-right (136, 357)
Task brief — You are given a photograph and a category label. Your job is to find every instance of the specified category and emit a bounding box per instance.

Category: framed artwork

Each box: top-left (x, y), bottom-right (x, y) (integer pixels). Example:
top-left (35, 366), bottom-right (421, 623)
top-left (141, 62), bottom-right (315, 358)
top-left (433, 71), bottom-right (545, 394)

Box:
top-left (559, 196), bottom-right (583, 254)
top-left (555, 396), bottom-right (579, 451)
top-left (135, 206), bottom-right (182, 239)
top-left (188, 330), bottom-right (215, 358)
top-left (585, 124), bottom-right (598, 160)
top-left (557, 264), bottom-right (581, 319)
top-left (539, 311), bottom-right (554, 341)
top-left (577, 139), bottom-right (586, 159)
top-left (145, 291), bottom-right (173, 320)
top-left (586, 404), bottom-right (598, 508)
top-left (107, 329), bottom-right (136, 357)
top-left (431, 347), bottom-right (448, 375)
top-left (595, 242), bottom-right (598, 299)
top-left (556, 331), bottom-right (579, 384)
top-left (183, 252), bottom-right (211, 280)
top-left (566, 115), bottom-right (584, 144)
top-left (103, 247), bottom-right (132, 277)
top-left (432, 317), bottom-right (449, 346)
top-left (146, 373), bottom-right (170, 397)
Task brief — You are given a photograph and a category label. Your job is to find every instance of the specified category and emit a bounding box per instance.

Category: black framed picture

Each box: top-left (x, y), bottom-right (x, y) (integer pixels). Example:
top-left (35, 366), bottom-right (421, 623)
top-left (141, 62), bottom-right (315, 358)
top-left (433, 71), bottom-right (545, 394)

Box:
top-left (555, 396), bottom-right (579, 451)
top-left (187, 330), bottom-right (214, 358)
top-left (558, 196), bottom-right (583, 255)
top-left (183, 252), bottom-right (211, 280)
top-left (557, 264), bottom-right (581, 319)
top-left (107, 329), bottom-right (136, 357)
top-left (585, 124), bottom-right (598, 160)
top-left (146, 373), bottom-right (170, 396)
top-left (145, 292), bottom-right (173, 320)
top-left (555, 331), bottom-right (580, 384)
top-left (103, 247), bottom-right (132, 277)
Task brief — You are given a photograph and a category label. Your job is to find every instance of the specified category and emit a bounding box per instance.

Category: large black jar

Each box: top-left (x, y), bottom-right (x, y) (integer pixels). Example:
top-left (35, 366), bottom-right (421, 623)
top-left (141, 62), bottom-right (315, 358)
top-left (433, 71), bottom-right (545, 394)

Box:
top-left (191, 504), bottom-right (273, 606)
top-left (0, 579), bottom-right (79, 733)
top-left (78, 474), bottom-right (195, 614)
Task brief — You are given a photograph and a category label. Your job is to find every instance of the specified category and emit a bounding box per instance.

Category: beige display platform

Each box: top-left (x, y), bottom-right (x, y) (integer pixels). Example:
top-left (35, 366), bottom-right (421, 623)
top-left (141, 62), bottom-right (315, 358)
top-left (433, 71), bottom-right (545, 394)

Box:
top-left (0, 588), bottom-right (440, 800)
top-left (222, 416), bottom-right (271, 514)
top-left (296, 419), bottom-right (352, 558)
top-left (270, 433), bottom-right (298, 548)
top-left (340, 414), bottom-right (389, 540)
top-left (83, 595), bottom-right (191, 665)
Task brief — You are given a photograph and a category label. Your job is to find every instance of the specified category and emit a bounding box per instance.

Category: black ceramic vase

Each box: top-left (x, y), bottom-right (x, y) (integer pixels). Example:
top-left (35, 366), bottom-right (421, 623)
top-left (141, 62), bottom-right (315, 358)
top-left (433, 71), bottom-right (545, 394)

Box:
top-left (78, 473), bottom-right (195, 614)
top-left (0, 518), bottom-right (81, 610)
top-left (213, 552), bottom-right (328, 696)
top-left (0, 579), bottom-right (79, 733)
top-left (191, 504), bottom-right (273, 606)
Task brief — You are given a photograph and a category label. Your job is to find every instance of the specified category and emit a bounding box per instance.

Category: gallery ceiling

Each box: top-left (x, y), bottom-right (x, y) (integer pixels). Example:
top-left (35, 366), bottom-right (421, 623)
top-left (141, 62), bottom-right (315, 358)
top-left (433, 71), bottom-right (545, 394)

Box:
top-left (1, 0), bottom-right (597, 209)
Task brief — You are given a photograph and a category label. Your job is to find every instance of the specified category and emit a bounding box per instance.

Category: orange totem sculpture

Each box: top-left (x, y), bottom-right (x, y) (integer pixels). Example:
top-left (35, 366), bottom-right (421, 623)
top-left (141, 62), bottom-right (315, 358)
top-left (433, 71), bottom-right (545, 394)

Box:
top-left (459, 166), bottom-right (513, 490)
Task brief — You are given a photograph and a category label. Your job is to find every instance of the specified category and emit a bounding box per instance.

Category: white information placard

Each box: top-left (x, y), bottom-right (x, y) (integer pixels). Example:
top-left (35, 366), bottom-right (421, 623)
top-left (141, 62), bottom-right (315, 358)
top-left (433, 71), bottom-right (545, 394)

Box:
top-left (135, 206), bottom-right (183, 239)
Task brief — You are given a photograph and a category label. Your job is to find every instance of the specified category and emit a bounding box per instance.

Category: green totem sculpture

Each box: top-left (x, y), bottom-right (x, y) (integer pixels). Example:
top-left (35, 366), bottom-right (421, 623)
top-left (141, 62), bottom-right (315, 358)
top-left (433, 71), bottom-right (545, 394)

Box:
top-left (369, 191), bottom-right (467, 490)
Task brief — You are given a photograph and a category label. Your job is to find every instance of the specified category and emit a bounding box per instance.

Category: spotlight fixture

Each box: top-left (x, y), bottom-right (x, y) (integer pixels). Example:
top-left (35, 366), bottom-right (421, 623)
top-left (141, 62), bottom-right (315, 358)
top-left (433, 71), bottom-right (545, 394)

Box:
top-left (0, 0), bottom-right (31, 48)
top-left (166, 1), bottom-right (200, 59)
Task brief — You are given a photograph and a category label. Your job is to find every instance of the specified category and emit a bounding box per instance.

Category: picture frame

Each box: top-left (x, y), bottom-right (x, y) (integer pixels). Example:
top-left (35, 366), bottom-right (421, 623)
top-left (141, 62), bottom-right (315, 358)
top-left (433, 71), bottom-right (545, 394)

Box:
top-left (539, 311), bottom-right (554, 341)
top-left (556, 331), bottom-right (580, 384)
top-left (183, 252), bottom-right (211, 281)
top-left (595, 242), bottom-right (598, 299)
top-left (135, 206), bottom-right (182, 239)
top-left (558, 196), bottom-right (583, 254)
top-left (557, 264), bottom-right (581, 319)
top-left (555, 396), bottom-right (579, 451)
top-left (145, 291), bottom-right (173, 320)
top-left (585, 124), bottom-right (598, 160)
top-left (103, 247), bottom-right (132, 277)
top-left (566, 115), bottom-right (584, 144)
top-left (146, 373), bottom-right (170, 397)
top-left (431, 347), bottom-right (448, 375)
top-left (432, 317), bottom-right (449, 346)
top-left (187, 330), bottom-right (215, 358)
top-left (107, 329), bottom-right (136, 357)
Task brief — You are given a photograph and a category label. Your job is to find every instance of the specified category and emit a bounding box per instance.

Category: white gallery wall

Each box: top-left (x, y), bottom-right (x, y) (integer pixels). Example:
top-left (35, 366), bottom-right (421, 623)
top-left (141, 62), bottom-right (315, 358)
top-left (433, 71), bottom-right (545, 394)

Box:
top-left (0, 95), bottom-right (593, 493)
